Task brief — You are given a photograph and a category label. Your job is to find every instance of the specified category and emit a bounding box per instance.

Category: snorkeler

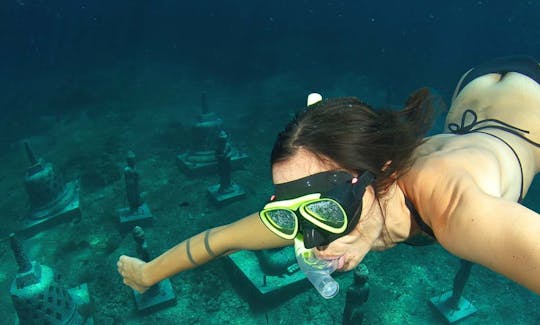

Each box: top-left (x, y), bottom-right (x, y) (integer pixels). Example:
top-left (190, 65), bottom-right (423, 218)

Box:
top-left (117, 55), bottom-right (540, 296)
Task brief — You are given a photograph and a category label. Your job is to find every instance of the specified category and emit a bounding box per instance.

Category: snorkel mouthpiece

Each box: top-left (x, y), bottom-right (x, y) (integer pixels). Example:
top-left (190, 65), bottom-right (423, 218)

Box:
top-left (294, 237), bottom-right (339, 299)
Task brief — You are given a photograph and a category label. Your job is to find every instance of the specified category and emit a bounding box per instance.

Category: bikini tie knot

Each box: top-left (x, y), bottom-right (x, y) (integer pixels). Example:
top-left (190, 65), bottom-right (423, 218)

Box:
top-left (448, 109), bottom-right (479, 134)
top-left (447, 109), bottom-right (530, 136)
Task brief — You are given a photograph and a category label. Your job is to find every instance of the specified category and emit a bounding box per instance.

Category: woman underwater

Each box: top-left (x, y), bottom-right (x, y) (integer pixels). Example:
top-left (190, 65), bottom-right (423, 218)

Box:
top-left (118, 55), bottom-right (540, 295)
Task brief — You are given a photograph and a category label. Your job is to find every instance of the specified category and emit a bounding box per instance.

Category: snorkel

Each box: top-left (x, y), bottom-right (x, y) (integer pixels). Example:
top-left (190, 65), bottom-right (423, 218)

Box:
top-left (294, 235), bottom-right (340, 299)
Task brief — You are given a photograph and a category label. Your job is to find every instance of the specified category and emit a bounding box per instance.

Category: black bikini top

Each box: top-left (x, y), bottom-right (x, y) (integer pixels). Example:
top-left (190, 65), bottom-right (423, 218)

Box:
top-left (404, 196), bottom-right (436, 246)
top-left (405, 109), bottom-right (540, 242)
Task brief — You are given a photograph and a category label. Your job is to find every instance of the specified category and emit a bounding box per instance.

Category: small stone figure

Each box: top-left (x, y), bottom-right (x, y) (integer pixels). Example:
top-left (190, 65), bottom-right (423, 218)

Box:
top-left (124, 151), bottom-right (142, 211)
top-left (118, 151), bottom-right (153, 228)
top-left (207, 130), bottom-right (245, 205)
top-left (133, 226), bottom-right (150, 262)
top-left (343, 264), bottom-right (370, 325)
top-left (131, 226), bottom-right (176, 313)
top-left (216, 130), bottom-right (233, 193)
top-left (192, 92), bottom-right (223, 153)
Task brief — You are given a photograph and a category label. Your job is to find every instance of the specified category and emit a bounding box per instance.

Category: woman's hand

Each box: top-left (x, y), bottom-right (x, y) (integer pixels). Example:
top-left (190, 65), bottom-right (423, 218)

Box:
top-left (314, 213), bottom-right (381, 271)
top-left (314, 228), bottom-right (374, 271)
top-left (314, 184), bottom-right (397, 271)
top-left (117, 255), bottom-right (150, 293)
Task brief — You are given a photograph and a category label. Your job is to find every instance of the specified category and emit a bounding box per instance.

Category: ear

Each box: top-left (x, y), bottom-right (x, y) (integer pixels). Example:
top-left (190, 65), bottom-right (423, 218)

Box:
top-left (307, 93), bottom-right (323, 106)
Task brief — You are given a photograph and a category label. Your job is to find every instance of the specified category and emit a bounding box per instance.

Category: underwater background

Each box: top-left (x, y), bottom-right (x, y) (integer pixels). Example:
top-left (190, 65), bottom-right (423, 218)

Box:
top-left (0, 0), bottom-right (539, 324)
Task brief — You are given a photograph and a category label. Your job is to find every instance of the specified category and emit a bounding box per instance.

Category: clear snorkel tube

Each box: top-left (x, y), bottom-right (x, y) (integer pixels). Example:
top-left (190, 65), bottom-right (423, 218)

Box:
top-left (294, 236), bottom-right (340, 299)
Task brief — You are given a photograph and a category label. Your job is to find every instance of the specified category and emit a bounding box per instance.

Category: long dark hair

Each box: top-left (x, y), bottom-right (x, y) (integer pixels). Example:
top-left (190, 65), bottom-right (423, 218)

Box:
top-left (271, 88), bottom-right (435, 196)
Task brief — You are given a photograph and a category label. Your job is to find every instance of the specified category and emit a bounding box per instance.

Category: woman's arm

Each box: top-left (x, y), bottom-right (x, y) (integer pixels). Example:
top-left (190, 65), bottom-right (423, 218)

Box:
top-left (117, 212), bottom-right (292, 293)
top-left (424, 168), bottom-right (540, 294)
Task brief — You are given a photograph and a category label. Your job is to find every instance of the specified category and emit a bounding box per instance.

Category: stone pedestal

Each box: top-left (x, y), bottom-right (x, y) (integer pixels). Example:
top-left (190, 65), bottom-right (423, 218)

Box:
top-left (228, 247), bottom-right (304, 295)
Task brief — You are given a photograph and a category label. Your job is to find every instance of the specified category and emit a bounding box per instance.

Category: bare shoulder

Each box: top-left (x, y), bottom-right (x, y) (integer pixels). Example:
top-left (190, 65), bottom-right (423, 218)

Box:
top-left (406, 135), bottom-right (504, 196)
top-left (403, 147), bottom-right (540, 293)
top-left (400, 140), bottom-right (503, 235)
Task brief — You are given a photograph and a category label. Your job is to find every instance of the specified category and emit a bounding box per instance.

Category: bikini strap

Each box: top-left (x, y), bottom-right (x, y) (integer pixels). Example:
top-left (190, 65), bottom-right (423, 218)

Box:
top-left (404, 196), bottom-right (435, 239)
top-left (448, 109), bottom-right (539, 147)
top-left (447, 109), bottom-right (540, 202)
top-left (476, 131), bottom-right (524, 202)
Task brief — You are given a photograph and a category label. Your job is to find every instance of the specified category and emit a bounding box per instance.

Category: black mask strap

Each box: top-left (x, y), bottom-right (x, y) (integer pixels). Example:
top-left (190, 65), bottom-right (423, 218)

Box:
top-left (274, 170), bottom-right (354, 199)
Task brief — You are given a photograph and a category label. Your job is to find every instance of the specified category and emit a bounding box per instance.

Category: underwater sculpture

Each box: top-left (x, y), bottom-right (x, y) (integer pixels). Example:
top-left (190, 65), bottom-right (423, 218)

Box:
top-left (118, 151), bottom-right (153, 228)
top-left (177, 92), bottom-right (248, 175)
top-left (9, 233), bottom-right (92, 324)
top-left (20, 142), bottom-right (80, 237)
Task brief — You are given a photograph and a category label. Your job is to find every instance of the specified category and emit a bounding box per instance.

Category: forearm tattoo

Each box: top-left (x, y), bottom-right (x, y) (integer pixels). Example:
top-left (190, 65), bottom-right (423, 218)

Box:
top-left (185, 238), bottom-right (198, 266)
top-left (204, 230), bottom-right (218, 258)
top-left (185, 230), bottom-right (222, 266)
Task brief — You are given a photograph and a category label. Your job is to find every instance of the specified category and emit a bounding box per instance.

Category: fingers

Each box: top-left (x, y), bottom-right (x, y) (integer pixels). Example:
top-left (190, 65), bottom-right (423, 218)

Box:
top-left (117, 256), bottom-right (127, 275)
top-left (336, 255), bottom-right (359, 272)
top-left (117, 255), bottom-right (136, 273)
top-left (314, 242), bottom-right (347, 259)
top-left (314, 242), bottom-right (365, 271)
top-left (116, 255), bottom-right (149, 293)
top-left (117, 255), bottom-right (131, 266)
top-left (117, 255), bottom-right (132, 281)
top-left (117, 255), bottom-right (127, 270)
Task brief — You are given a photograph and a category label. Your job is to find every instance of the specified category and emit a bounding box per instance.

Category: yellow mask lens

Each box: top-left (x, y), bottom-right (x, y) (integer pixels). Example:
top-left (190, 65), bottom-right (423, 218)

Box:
top-left (260, 208), bottom-right (298, 239)
top-left (303, 199), bottom-right (346, 229)
top-left (263, 209), bottom-right (297, 236)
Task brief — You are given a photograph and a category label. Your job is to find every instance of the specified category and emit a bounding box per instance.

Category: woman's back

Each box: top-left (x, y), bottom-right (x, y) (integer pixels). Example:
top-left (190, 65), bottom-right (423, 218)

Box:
top-left (447, 71), bottom-right (540, 147)
top-left (404, 71), bottom-right (540, 210)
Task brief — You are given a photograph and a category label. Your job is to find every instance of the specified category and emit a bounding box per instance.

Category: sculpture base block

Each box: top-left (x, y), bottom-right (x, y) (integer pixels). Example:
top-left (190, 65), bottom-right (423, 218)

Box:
top-left (207, 183), bottom-right (246, 205)
top-left (430, 291), bottom-right (477, 323)
top-left (18, 180), bottom-right (81, 238)
top-left (118, 203), bottom-right (153, 230)
top-left (177, 151), bottom-right (248, 176)
top-left (133, 279), bottom-right (176, 314)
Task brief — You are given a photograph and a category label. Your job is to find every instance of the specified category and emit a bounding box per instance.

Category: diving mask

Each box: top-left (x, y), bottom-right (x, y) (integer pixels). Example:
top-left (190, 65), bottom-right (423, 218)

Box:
top-left (259, 170), bottom-right (374, 248)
